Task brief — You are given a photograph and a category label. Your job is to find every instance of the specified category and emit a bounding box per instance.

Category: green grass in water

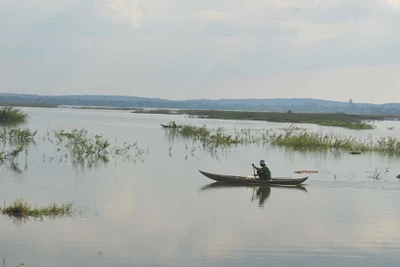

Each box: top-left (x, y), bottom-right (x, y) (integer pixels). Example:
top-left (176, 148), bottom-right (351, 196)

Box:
top-left (1, 198), bottom-right (73, 218)
top-left (0, 128), bottom-right (37, 144)
top-left (53, 128), bottom-right (148, 167)
top-left (0, 107), bottom-right (27, 124)
top-left (165, 124), bottom-right (400, 155)
top-left (0, 147), bottom-right (25, 166)
top-left (266, 129), bottom-right (400, 153)
top-left (174, 125), bottom-right (240, 148)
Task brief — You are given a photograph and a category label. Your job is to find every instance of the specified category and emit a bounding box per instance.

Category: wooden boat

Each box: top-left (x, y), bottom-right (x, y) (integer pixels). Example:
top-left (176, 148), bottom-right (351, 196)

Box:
top-left (160, 124), bottom-right (181, 128)
top-left (199, 170), bottom-right (308, 186)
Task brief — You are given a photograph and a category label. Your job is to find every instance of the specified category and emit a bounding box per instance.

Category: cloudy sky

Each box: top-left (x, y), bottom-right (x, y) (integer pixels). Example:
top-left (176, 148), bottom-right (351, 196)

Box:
top-left (1, 0), bottom-right (400, 103)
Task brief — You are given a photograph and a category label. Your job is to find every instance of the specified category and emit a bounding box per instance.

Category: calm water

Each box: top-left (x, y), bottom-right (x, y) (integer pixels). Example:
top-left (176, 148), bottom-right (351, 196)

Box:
top-left (1, 107), bottom-right (400, 267)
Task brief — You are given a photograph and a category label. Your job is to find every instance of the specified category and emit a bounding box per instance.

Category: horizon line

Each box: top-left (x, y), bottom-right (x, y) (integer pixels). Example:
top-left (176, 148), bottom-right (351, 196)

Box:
top-left (0, 92), bottom-right (389, 105)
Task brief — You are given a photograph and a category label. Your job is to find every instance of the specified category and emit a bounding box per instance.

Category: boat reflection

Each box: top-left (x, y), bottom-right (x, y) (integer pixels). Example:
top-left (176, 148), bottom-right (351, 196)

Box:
top-left (199, 182), bottom-right (308, 208)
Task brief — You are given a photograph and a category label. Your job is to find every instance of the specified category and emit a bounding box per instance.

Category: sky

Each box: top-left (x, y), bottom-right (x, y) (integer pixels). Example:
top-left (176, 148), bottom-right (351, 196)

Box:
top-left (1, 0), bottom-right (400, 103)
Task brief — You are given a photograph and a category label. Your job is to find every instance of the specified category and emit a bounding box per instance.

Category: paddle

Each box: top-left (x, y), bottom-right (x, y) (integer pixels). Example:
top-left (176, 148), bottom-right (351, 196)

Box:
top-left (252, 163), bottom-right (256, 178)
top-left (251, 187), bottom-right (256, 201)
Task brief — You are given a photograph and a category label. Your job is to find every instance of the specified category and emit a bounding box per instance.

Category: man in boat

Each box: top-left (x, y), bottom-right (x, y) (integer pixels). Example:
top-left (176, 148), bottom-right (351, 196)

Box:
top-left (168, 121), bottom-right (177, 128)
top-left (252, 160), bottom-right (271, 180)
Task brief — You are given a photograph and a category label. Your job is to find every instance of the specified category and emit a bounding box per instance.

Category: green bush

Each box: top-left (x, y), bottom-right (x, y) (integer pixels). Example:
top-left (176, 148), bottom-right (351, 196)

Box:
top-left (0, 107), bottom-right (27, 124)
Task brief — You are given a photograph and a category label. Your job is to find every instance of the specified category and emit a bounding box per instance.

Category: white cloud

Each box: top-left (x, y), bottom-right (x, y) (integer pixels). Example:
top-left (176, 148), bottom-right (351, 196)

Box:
top-left (387, 0), bottom-right (400, 8)
top-left (195, 10), bottom-right (233, 21)
top-left (0, 0), bottom-right (79, 10)
top-left (283, 17), bottom-right (387, 48)
top-left (207, 65), bottom-right (400, 103)
top-left (283, 19), bottom-right (342, 46)
top-left (102, 0), bottom-right (143, 26)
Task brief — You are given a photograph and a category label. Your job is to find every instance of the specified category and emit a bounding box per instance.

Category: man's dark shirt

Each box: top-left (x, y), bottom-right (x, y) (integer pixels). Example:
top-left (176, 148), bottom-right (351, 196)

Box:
top-left (257, 165), bottom-right (271, 180)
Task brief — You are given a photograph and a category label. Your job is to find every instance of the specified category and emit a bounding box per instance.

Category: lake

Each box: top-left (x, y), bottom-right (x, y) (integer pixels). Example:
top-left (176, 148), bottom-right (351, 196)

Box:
top-left (1, 107), bottom-right (400, 267)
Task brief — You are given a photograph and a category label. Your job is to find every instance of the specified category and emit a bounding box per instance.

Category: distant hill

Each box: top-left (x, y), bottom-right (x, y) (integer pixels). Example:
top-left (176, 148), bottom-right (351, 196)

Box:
top-left (1, 93), bottom-right (400, 115)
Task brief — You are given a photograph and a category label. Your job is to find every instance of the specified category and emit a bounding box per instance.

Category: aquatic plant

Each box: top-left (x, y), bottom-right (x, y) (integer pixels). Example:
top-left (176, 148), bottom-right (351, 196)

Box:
top-left (281, 124), bottom-right (305, 132)
top-left (1, 198), bottom-right (73, 219)
top-left (113, 142), bottom-right (148, 157)
top-left (170, 125), bottom-right (240, 148)
top-left (294, 170), bottom-right (318, 174)
top-left (164, 124), bottom-right (400, 156)
top-left (55, 129), bottom-right (110, 157)
top-left (53, 128), bottom-right (149, 167)
top-left (0, 128), bottom-right (37, 145)
top-left (0, 107), bottom-right (27, 124)
top-left (0, 147), bottom-right (25, 166)
top-left (265, 129), bottom-right (375, 152)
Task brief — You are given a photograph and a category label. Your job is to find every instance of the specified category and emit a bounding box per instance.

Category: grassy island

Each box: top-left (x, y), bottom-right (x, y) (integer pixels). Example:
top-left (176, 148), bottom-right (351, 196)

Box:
top-left (131, 109), bottom-right (384, 130)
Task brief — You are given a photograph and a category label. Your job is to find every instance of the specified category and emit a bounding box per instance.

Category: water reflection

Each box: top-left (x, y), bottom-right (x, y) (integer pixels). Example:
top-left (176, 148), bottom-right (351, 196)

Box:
top-left (200, 183), bottom-right (308, 208)
top-left (4, 214), bottom-right (75, 228)
top-left (7, 161), bottom-right (27, 174)
top-left (1, 208), bottom-right (86, 228)
top-left (252, 186), bottom-right (271, 207)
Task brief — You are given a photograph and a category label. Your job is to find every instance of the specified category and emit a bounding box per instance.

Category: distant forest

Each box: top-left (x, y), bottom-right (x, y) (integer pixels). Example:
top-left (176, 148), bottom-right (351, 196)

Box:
top-left (1, 93), bottom-right (400, 115)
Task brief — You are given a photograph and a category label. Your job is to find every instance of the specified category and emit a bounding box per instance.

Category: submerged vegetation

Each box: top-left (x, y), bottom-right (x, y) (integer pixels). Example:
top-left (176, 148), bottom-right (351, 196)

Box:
top-left (53, 128), bottom-right (149, 167)
top-left (294, 170), bottom-right (318, 174)
top-left (0, 126), bottom-right (148, 171)
top-left (178, 125), bottom-right (240, 147)
top-left (0, 107), bottom-right (27, 124)
top-left (132, 109), bottom-right (378, 129)
top-left (1, 198), bottom-right (74, 219)
top-left (0, 128), bottom-right (36, 170)
top-left (0, 147), bottom-right (25, 166)
top-left (164, 124), bottom-right (400, 156)
top-left (264, 128), bottom-right (400, 154)
top-left (0, 128), bottom-right (37, 144)
top-left (54, 129), bottom-right (111, 158)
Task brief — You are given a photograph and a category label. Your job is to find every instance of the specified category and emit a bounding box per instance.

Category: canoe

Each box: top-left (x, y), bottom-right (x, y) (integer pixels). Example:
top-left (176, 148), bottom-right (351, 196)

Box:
top-left (199, 170), bottom-right (308, 186)
top-left (160, 124), bottom-right (181, 128)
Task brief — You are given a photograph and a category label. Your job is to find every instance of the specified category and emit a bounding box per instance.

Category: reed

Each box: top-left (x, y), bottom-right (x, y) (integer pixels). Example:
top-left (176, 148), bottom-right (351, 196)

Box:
top-left (53, 128), bottom-right (148, 167)
top-left (164, 124), bottom-right (400, 156)
top-left (1, 198), bottom-right (73, 218)
top-left (0, 128), bottom-right (37, 144)
top-left (0, 107), bottom-right (27, 124)
top-left (265, 129), bottom-right (400, 154)
top-left (173, 125), bottom-right (240, 148)
top-left (0, 147), bottom-right (24, 166)
top-left (55, 129), bottom-right (110, 157)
